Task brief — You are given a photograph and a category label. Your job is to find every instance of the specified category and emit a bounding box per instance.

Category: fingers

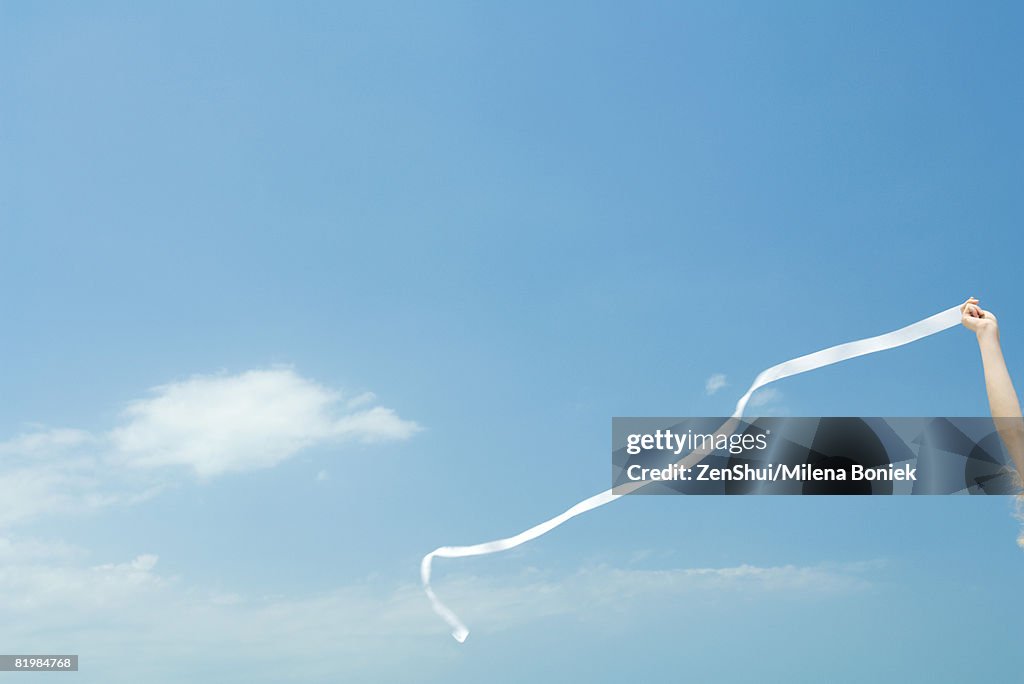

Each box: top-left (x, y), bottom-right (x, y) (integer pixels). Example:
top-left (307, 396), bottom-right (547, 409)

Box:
top-left (961, 297), bottom-right (982, 318)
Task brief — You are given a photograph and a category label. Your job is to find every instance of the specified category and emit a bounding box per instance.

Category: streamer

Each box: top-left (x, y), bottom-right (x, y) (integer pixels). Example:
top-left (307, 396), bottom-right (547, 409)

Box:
top-left (422, 305), bottom-right (964, 642)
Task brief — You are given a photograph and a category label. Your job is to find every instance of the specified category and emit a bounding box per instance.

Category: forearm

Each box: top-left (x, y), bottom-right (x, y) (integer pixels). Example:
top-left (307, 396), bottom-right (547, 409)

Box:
top-left (978, 331), bottom-right (1022, 416)
top-left (977, 330), bottom-right (1024, 479)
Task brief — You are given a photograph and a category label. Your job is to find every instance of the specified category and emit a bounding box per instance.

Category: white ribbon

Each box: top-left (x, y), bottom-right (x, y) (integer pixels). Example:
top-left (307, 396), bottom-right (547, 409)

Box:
top-left (422, 305), bottom-right (964, 642)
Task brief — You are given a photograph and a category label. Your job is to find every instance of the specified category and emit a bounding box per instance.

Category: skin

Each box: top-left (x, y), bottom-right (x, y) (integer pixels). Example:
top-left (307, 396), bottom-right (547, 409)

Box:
top-left (961, 297), bottom-right (1024, 484)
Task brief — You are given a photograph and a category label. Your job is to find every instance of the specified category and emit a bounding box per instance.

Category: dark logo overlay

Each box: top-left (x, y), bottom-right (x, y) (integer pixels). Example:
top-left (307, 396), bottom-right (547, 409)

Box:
top-left (612, 418), bottom-right (1023, 495)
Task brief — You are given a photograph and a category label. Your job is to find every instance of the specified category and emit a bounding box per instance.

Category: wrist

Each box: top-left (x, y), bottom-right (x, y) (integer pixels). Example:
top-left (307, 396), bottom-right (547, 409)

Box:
top-left (977, 326), bottom-right (1000, 344)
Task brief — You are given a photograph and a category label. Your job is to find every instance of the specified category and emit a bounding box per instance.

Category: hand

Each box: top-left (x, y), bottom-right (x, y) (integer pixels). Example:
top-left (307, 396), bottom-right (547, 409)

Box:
top-left (961, 297), bottom-right (999, 338)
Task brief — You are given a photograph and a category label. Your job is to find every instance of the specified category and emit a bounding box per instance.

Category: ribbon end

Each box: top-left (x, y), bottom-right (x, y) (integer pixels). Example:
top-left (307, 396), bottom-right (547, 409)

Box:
top-left (452, 627), bottom-right (469, 643)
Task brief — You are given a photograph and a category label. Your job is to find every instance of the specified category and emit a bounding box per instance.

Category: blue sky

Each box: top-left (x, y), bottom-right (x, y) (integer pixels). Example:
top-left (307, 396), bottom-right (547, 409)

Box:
top-left (2, 2), bottom-right (1022, 682)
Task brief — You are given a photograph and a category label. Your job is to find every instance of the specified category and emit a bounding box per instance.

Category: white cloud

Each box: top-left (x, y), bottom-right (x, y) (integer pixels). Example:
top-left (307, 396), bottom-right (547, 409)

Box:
top-left (0, 542), bottom-right (879, 681)
top-left (331, 406), bottom-right (420, 442)
top-left (0, 536), bottom-right (81, 563)
top-left (109, 368), bottom-right (420, 477)
top-left (1016, 494), bottom-right (1024, 550)
top-left (749, 387), bottom-right (782, 407)
top-left (0, 428), bottom-right (94, 457)
top-left (705, 373), bottom-right (727, 395)
top-left (345, 391), bottom-right (377, 409)
top-left (0, 461), bottom-right (106, 527)
top-left (0, 368), bottom-right (420, 526)
top-left (0, 543), bottom-right (167, 616)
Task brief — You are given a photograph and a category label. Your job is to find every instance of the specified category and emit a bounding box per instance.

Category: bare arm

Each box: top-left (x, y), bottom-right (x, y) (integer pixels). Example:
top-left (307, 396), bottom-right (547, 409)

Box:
top-left (961, 297), bottom-right (1024, 482)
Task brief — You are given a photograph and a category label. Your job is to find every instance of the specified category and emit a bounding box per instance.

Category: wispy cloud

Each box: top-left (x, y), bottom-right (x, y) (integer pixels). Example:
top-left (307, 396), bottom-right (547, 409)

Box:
top-left (0, 368), bottom-right (420, 526)
top-left (1016, 494), bottom-right (1024, 550)
top-left (345, 391), bottom-right (378, 409)
top-left (705, 373), bottom-right (727, 395)
top-left (0, 428), bottom-right (94, 457)
top-left (109, 368), bottom-right (419, 477)
top-left (0, 537), bottom-right (880, 680)
top-left (749, 387), bottom-right (783, 407)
